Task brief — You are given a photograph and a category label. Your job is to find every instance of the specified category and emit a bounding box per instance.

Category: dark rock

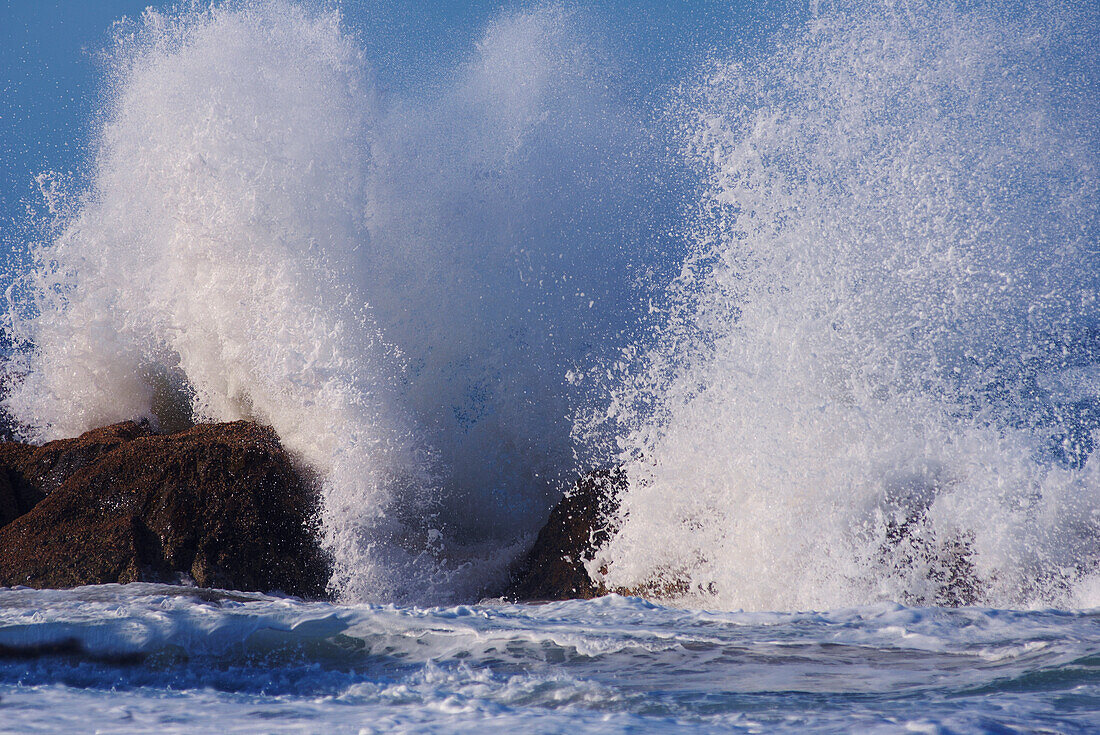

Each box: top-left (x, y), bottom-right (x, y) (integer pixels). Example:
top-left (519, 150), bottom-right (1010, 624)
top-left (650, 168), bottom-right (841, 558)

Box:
top-left (0, 421), bottom-right (329, 598)
top-left (0, 422), bottom-right (156, 526)
top-left (504, 467), bottom-right (626, 601)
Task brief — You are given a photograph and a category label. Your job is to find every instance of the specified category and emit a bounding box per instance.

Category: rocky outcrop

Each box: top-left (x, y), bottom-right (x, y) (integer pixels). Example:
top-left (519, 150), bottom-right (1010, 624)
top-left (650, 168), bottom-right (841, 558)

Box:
top-left (0, 422), bottom-right (154, 527)
top-left (0, 421), bottom-right (328, 598)
top-left (504, 467), bottom-right (625, 601)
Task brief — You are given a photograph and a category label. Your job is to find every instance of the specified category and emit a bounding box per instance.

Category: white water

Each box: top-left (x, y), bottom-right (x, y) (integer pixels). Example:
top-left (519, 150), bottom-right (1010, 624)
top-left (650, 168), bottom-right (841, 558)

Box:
top-left (3, 1), bottom-right (659, 604)
top-left (1, 585), bottom-right (1098, 733)
top-left (587, 1), bottom-right (1100, 610)
top-left (4, 0), bottom-right (1100, 612)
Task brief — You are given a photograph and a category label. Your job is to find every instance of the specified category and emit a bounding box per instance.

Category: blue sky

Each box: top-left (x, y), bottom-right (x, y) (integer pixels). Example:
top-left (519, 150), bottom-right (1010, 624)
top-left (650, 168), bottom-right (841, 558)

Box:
top-left (3, 2), bottom-right (155, 250)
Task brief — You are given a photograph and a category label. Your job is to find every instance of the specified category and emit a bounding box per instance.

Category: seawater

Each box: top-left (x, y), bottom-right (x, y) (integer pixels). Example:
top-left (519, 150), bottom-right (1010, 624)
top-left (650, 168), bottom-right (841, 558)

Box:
top-left (5, 0), bottom-right (676, 604)
top-left (0, 584), bottom-right (1098, 733)
top-left (3, 0), bottom-right (1100, 730)
top-left (585, 0), bottom-right (1100, 612)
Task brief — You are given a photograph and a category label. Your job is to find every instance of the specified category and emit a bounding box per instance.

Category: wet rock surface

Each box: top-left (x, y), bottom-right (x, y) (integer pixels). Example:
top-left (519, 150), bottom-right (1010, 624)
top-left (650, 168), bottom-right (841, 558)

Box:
top-left (0, 421), bottom-right (329, 598)
top-left (0, 422), bottom-right (154, 527)
top-left (504, 467), bottom-right (625, 601)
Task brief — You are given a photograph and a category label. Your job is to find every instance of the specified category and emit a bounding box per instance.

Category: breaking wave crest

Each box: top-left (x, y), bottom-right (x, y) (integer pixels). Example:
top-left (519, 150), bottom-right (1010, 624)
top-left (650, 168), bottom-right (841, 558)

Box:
top-left (3, 0), bottom-right (660, 604)
top-left (586, 1), bottom-right (1100, 610)
top-left (6, 0), bottom-right (1100, 611)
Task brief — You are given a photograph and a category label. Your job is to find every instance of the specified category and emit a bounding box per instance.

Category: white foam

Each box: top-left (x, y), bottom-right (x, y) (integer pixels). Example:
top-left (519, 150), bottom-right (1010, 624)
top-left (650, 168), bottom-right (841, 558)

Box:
top-left (4, 1), bottom-right (653, 604)
top-left (0, 585), bottom-right (1095, 733)
top-left (587, 1), bottom-right (1100, 610)
top-left (7, 0), bottom-right (1100, 612)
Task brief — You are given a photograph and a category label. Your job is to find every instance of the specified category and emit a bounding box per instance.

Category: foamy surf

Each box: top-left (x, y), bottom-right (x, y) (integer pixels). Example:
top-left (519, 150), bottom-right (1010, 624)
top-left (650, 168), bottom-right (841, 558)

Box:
top-left (583, 0), bottom-right (1100, 612)
top-left (3, 0), bottom-right (1099, 616)
top-left (5, 0), bottom-right (1100, 731)
top-left (0, 585), bottom-right (1098, 733)
top-left (3, 0), bottom-right (662, 605)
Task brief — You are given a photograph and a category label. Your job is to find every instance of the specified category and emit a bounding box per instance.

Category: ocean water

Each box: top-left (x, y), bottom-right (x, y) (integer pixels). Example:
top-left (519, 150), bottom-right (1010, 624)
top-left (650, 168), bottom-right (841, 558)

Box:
top-left (1, 584), bottom-right (1098, 734)
top-left (2, 0), bottom-right (1100, 730)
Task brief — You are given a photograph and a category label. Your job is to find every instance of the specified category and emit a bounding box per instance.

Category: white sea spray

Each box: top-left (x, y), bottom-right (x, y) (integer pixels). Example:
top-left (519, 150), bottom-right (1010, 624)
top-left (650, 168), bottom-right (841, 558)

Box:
top-left (587, 0), bottom-right (1100, 611)
top-left (3, 1), bottom-right (656, 604)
